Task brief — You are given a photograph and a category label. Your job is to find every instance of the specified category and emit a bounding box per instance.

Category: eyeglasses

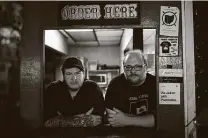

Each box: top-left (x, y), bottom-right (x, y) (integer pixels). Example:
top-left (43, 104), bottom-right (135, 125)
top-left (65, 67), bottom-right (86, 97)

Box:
top-left (124, 64), bottom-right (145, 71)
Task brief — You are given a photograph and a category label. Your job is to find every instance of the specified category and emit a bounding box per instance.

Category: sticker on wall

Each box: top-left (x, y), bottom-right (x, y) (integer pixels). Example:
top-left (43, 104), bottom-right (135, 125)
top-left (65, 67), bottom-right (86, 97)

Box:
top-left (159, 77), bottom-right (183, 83)
top-left (160, 6), bottom-right (179, 36)
top-left (159, 37), bottom-right (178, 56)
top-left (159, 69), bottom-right (182, 77)
top-left (159, 57), bottom-right (182, 69)
top-left (159, 83), bottom-right (180, 105)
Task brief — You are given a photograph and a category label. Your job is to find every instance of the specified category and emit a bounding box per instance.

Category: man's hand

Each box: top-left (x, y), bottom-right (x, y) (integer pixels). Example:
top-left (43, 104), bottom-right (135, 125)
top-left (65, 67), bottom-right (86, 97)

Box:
top-left (106, 108), bottom-right (130, 127)
top-left (83, 114), bottom-right (102, 127)
top-left (83, 108), bottom-right (102, 127)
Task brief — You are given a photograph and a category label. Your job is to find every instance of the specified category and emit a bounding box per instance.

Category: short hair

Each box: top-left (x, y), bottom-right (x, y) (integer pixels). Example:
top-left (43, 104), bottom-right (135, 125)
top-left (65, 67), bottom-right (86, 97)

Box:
top-left (123, 49), bottom-right (148, 66)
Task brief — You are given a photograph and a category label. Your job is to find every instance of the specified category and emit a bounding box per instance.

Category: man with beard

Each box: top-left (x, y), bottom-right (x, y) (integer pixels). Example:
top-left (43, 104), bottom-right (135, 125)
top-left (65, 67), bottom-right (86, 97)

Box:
top-left (105, 49), bottom-right (156, 129)
top-left (44, 57), bottom-right (105, 127)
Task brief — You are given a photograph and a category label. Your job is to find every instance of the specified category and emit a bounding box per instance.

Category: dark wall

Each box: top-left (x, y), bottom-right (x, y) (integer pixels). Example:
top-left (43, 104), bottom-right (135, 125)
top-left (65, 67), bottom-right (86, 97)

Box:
top-left (20, 2), bottom-right (184, 137)
top-left (193, 2), bottom-right (208, 138)
top-left (45, 47), bottom-right (64, 87)
top-left (133, 28), bottom-right (143, 50)
top-left (0, 1), bottom-right (23, 129)
top-left (141, 2), bottom-right (184, 137)
top-left (20, 1), bottom-right (58, 128)
top-left (193, 2), bottom-right (208, 113)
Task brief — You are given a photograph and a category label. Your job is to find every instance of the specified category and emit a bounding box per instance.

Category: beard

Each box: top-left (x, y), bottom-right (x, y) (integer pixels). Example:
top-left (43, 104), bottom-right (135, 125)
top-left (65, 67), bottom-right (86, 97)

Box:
top-left (68, 86), bottom-right (80, 92)
top-left (67, 83), bottom-right (82, 92)
top-left (126, 73), bottom-right (146, 85)
top-left (67, 81), bottom-right (84, 92)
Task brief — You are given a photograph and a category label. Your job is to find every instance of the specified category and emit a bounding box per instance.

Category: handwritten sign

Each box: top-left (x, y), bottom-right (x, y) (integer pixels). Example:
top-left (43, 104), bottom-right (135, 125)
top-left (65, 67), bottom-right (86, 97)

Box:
top-left (58, 2), bottom-right (140, 26)
top-left (159, 83), bottom-right (180, 105)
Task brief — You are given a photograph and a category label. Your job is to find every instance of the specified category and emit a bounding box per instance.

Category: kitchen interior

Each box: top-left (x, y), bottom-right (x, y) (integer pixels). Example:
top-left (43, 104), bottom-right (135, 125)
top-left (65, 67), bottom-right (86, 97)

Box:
top-left (44, 28), bottom-right (156, 97)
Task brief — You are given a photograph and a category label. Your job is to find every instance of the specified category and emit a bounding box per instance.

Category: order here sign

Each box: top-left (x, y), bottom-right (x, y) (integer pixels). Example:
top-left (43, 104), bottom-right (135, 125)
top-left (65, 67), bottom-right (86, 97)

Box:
top-left (58, 1), bottom-right (140, 26)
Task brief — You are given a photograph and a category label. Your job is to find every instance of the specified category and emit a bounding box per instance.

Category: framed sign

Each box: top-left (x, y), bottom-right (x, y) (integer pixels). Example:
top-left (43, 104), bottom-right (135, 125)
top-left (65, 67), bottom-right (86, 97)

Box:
top-left (160, 6), bottom-right (180, 36)
top-left (58, 1), bottom-right (140, 26)
top-left (159, 83), bottom-right (180, 105)
top-left (159, 37), bottom-right (178, 56)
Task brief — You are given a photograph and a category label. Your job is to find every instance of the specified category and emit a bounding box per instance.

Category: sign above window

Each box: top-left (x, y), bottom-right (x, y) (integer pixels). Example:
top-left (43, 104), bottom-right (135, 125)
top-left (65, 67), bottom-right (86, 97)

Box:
top-left (58, 2), bottom-right (140, 26)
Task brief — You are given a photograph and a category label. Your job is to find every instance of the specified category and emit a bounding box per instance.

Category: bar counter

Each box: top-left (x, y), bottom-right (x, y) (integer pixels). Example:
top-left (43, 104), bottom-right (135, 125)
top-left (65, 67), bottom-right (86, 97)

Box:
top-left (1, 125), bottom-right (173, 138)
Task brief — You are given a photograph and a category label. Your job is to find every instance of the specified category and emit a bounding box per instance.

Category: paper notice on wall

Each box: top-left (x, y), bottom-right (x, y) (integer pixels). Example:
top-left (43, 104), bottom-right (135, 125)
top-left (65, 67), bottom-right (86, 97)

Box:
top-left (160, 6), bottom-right (179, 36)
top-left (159, 69), bottom-right (182, 77)
top-left (159, 83), bottom-right (180, 105)
top-left (159, 37), bottom-right (178, 56)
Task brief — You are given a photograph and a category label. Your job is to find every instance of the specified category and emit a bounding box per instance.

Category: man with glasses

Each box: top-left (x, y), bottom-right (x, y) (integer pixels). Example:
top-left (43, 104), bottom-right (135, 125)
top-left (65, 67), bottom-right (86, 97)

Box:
top-left (44, 57), bottom-right (105, 127)
top-left (105, 49), bottom-right (156, 129)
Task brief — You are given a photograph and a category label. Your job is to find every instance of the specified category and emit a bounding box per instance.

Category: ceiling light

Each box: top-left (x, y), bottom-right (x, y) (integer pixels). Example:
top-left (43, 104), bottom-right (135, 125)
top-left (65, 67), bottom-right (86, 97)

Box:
top-left (65, 29), bottom-right (93, 32)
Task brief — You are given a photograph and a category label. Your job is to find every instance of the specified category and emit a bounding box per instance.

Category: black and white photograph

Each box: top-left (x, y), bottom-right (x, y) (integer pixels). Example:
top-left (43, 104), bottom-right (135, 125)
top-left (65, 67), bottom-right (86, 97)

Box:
top-left (0, 1), bottom-right (208, 138)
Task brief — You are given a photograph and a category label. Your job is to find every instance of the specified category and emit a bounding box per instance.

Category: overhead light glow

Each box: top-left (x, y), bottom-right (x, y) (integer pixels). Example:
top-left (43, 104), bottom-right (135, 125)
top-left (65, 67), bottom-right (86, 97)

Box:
top-left (65, 29), bottom-right (93, 32)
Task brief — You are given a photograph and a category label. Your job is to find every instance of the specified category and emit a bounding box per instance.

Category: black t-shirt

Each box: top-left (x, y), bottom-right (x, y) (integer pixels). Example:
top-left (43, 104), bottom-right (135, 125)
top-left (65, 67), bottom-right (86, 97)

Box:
top-left (44, 80), bottom-right (105, 121)
top-left (160, 41), bottom-right (171, 53)
top-left (105, 73), bottom-right (157, 116)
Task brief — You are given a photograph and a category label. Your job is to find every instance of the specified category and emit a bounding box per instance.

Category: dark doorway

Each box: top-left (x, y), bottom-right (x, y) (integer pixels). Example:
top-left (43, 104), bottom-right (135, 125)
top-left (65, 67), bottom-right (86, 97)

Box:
top-left (193, 1), bottom-right (208, 138)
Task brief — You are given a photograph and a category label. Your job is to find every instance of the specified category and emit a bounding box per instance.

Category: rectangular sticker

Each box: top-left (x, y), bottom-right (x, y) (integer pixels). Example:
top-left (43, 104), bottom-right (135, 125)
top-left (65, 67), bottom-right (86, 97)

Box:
top-left (159, 77), bottom-right (183, 83)
top-left (160, 6), bottom-right (179, 36)
top-left (159, 57), bottom-right (182, 69)
top-left (159, 69), bottom-right (182, 77)
top-left (159, 83), bottom-right (180, 105)
top-left (159, 37), bottom-right (178, 56)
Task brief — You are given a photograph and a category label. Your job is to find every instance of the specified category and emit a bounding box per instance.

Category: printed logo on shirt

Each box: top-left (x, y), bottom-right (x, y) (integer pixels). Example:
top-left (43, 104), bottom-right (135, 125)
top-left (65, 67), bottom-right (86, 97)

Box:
top-left (136, 105), bottom-right (147, 114)
top-left (129, 94), bottom-right (148, 115)
top-left (128, 94), bottom-right (148, 101)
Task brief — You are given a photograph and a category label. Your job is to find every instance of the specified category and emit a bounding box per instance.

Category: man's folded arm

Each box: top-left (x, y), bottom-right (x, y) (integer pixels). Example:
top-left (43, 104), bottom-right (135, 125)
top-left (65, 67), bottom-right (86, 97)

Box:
top-left (125, 113), bottom-right (155, 128)
top-left (44, 115), bottom-right (101, 127)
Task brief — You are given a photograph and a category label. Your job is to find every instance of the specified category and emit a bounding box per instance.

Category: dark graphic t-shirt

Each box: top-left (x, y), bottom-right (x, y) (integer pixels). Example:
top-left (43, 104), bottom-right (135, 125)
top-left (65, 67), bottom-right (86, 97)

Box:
top-left (105, 73), bottom-right (156, 117)
top-left (160, 41), bottom-right (171, 53)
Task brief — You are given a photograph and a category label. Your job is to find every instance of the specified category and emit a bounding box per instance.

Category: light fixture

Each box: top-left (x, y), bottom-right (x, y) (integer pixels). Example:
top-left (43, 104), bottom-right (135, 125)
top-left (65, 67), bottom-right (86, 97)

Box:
top-left (65, 29), bottom-right (93, 32)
